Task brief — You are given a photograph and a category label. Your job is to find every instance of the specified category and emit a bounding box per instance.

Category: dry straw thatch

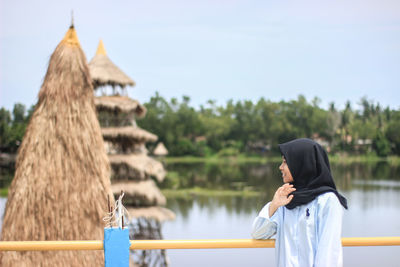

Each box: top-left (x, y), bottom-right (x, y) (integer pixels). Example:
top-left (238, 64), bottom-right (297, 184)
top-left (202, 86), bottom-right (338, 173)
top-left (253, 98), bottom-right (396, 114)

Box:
top-left (102, 126), bottom-right (157, 143)
top-left (111, 180), bottom-right (166, 206)
top-left (109, 154), bottom-right (166, 182)
top-left (127, 206), bottom-right (175, 222)
top-left (104, 139), bottom-right (149, 155)
top-left (153, 142), bottom-right (168, 156)
top-left (89, 40), bottom-right (135, 89)
top-left (95, 95), bottom-right (146, 117)
top-left (0, 26), bottom-right (113, 266)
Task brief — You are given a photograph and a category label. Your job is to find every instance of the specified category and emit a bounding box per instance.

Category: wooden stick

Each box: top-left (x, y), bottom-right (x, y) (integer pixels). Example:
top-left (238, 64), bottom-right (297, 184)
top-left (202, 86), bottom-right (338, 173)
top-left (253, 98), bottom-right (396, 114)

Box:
top-left (107, 195), bottom-right (112, 228)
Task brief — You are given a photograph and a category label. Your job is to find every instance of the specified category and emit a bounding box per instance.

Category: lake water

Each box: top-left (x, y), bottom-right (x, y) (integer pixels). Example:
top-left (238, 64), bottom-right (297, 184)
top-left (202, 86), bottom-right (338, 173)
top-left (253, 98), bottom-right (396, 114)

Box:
top-left (1, 161), bottom-right (400, 266)
top-left (160, 161), bottom-right (400, 267)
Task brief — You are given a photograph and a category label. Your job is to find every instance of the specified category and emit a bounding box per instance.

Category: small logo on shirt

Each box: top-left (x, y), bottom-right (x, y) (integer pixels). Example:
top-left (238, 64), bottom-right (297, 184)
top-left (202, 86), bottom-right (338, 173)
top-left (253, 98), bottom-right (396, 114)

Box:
top-left (306, 208), bottom-right (310, 217)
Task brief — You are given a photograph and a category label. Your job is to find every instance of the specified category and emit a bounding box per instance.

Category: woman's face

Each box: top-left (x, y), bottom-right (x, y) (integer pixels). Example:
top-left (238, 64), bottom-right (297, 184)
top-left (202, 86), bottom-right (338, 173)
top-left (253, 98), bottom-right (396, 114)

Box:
top-left (279, 156), bottom-right (294, 183)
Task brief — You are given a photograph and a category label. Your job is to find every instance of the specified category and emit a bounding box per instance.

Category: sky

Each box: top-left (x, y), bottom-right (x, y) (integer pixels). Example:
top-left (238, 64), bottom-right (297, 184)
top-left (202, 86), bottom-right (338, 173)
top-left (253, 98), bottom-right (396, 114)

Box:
top-left (1, 0), bottom-right (399, 112)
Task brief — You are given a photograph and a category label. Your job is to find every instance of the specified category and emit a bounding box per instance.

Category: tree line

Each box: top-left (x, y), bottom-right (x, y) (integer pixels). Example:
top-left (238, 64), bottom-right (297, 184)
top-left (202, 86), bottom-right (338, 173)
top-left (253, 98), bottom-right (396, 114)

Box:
top-left (1, 94), bottom-right (399, 157)
top-left (138, 93), bottom-right (400, 157)
top-left (0, 104), bottom-right (34, 153)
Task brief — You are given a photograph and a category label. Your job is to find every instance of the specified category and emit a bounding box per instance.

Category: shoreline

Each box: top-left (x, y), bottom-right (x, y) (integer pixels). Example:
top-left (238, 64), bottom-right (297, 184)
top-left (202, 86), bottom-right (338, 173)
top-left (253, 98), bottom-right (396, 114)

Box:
top-left (161, 187), bottom-right (262, 199)
top-left (1, 155), bottom-right (398, 198)
top-left (163, 155), bottom-right (400, 165)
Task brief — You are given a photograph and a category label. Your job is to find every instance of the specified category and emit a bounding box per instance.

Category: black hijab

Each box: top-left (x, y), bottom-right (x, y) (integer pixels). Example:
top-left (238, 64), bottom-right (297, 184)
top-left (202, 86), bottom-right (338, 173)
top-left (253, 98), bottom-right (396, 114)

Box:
top-left (278, 138), bottom-right (348, 210)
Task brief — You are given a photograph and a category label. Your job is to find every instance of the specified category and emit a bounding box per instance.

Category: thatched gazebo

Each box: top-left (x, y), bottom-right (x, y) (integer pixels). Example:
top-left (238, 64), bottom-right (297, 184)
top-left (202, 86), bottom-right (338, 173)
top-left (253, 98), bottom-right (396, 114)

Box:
top-left (89, 40), bottom-right (135, 95)
top-left (102, 126), bottom-right (157, 153)
top-left (153, 142), bottom-right (169, 157)
top-left (108, 154), bottom-right (166, 182)
top-left (0, 25), bottom-right (113, 266)
top-left (95, 95), bottom-right (145, 113)
top-left (89, 40), bottom-right (173, 266)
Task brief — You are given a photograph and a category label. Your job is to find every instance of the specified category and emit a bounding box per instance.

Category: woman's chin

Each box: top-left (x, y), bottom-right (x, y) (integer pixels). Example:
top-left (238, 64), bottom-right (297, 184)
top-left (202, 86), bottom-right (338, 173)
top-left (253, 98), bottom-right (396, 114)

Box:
top-left (283, 177), bottom-right (292, 183)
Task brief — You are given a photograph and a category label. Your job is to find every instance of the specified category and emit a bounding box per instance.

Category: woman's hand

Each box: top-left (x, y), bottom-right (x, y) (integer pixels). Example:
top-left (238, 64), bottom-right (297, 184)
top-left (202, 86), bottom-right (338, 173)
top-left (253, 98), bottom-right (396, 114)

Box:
top-left (269, 183), bottom-right (296, 217)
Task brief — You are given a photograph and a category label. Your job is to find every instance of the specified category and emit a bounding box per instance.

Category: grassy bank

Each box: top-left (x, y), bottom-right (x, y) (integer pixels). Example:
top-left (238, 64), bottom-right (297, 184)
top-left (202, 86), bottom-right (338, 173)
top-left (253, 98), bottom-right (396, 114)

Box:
top-left (163, 155), bottom-right (281, 164)
top-left (163, 154), bottom-right (400, 165)
top-left (161, 187), bottom-right (262, 199)
top-left (0, 188), bottom-right (8, 197)
top-left (0, 186), bottom-right (262, 199)
top-left (329, 155), bottom-right (400, 165)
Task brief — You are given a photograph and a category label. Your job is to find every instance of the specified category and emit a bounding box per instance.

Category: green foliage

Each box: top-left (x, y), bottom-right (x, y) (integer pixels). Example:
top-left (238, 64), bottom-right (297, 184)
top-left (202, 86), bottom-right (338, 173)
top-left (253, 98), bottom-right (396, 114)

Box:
top-left (0, 103), bottom-right (34, 152)
top-left (12, 103), bottom-right (26, 124)
top-left (138, 93), bottom-right (400, 157)
top-left (373, 131), bottom-right (391, 157)
top-left (174, 138), bottom-right (196, 156)
top-left (385, 111), bottom-right (400, 154)
top-left (2, 95), bottom-right (399, 157)
top-left (0, 108), bottom-right (12, 146)
top-left (0, 187), bottom-right (8, 197)
top-left (217, 147), bottom-right (240, 157)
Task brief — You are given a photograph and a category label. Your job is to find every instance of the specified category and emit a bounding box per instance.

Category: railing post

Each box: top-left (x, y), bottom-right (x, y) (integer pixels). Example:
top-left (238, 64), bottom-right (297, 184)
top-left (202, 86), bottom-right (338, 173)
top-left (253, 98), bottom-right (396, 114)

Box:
top-left (104, 228), bottom-right (131, 267)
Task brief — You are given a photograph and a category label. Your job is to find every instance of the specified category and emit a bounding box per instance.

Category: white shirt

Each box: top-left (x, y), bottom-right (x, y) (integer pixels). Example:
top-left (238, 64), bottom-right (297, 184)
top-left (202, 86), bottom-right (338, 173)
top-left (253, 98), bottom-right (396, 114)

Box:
top-left (251, 192), bottom-right (344, 267)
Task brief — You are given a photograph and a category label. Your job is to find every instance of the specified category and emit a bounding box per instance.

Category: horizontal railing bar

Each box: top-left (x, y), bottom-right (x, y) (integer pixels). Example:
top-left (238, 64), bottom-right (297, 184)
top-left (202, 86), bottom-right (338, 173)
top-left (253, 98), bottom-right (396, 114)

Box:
top-left (0, 237), bottom-right (399, 251)
top-left (133, 239), bottom-right (275, 250)
top-left (0, 240), bottom-right (103, 251)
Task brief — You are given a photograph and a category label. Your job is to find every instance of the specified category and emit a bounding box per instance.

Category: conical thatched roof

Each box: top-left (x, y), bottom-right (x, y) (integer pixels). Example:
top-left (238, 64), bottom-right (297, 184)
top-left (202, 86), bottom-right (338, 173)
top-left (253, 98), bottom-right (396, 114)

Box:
top-left (0, 25), bottom-right (113, 266)
top-left (153, 142), bottom-right (168, 156)
top-left (102, 126), bottom-right (157, 143)
top-left (95, 95), bottom-right (146, 117)
top-left (109, 154), bottom-right (166, 182)
top-left (127, 206), bottom-right (175, 222)
top-left (111, 180), bottom-right (166, 206)
top-left (89, 40), bottom-right (135, 89)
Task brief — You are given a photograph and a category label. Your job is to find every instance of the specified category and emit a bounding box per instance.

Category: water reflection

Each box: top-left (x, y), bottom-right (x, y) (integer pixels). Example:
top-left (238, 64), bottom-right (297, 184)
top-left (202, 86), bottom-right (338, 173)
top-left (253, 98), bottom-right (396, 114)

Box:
top-left (2, 161), bottom-right (399, 197)
top-left (166, 196), bottom-right (265, 221)
top-left (161, 161), bottom-right (400, 267)
top-left (352, 180), bottom-right (400, 188)
top-left (163, 161), bottom-right (400, 196)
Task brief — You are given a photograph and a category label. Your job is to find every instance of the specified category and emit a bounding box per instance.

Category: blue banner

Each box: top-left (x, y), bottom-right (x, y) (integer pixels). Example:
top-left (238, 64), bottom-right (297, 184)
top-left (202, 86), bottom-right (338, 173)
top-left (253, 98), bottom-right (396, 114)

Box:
top-left (104, 228), bottom-right (131, 267)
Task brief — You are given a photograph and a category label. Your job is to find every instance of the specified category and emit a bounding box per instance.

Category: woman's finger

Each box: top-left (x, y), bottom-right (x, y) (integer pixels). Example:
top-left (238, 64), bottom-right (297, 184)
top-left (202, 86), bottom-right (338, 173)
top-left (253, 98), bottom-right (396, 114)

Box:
top-left (285, 186), bottom-right (296, 192)
top-left (283, 187), bottom-right (296, 194)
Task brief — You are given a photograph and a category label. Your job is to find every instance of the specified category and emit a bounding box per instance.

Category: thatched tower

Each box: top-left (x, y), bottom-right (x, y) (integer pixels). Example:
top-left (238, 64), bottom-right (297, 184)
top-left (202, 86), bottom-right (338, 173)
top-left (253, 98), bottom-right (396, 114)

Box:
top-left (0, 25), bottom-right (113, 266)
top-left (89, 39), bottom-right (135, 95)
top-left (89, 40), bottom-right (174, 266)
top-left (153, 142), bottom-right (169, 157)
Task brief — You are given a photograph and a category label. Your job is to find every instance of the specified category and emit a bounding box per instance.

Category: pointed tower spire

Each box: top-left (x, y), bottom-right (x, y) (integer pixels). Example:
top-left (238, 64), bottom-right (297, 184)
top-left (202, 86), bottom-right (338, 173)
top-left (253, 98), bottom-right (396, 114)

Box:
top-left (61, 10), bottom-right (80, 47)
top-left (62, 21), bottom-right (80, 47)
top-left (89, 40), bottom-right (135, 89)
top-left (96, 39), bottom-right (107, 55)
top-left (71, 10), bottom-right (74, 28)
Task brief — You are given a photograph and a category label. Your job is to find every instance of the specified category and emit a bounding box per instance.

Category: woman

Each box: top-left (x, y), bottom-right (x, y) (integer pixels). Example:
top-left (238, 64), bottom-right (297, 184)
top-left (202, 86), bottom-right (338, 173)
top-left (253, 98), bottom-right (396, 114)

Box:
top-left (251, 138), bottom-right (347, 267)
